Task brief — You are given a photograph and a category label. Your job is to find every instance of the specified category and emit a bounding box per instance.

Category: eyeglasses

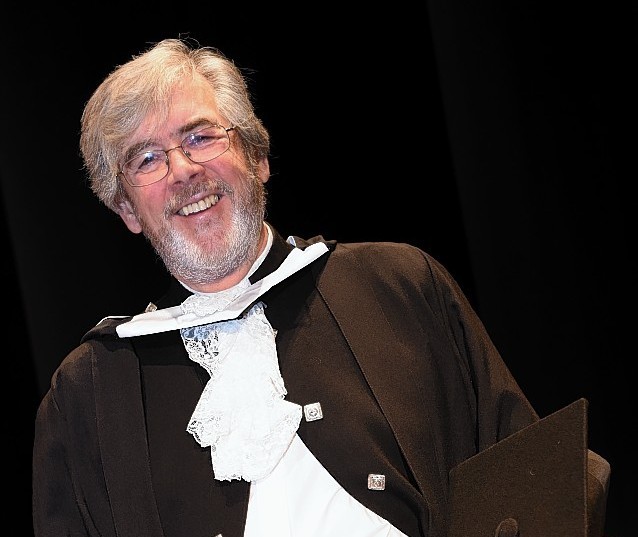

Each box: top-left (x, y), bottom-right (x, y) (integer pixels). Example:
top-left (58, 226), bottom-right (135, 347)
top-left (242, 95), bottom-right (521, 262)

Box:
top-left (117, 124), bottom-right (235, 187)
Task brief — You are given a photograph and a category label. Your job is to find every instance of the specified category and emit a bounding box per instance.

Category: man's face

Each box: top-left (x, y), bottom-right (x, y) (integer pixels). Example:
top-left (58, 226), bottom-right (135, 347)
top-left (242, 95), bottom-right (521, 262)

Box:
top-left (116, 75), bottom-right (270, 292)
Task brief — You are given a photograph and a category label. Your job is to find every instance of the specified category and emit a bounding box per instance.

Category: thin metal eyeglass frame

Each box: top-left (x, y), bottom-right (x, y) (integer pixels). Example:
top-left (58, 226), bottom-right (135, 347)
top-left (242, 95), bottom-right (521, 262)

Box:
top-left (116, 124), bottom-right (236, 187)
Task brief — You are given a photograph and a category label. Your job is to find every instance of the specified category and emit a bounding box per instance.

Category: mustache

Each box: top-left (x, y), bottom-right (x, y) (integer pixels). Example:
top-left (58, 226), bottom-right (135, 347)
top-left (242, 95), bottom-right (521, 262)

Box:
top-left (164, 179), bottom-right (233, 217)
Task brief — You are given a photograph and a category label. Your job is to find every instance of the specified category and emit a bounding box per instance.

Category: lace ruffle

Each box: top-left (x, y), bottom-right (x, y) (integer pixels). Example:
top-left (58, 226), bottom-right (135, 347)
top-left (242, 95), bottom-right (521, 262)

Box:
top-left (181, 302), bottom-right (301, 482)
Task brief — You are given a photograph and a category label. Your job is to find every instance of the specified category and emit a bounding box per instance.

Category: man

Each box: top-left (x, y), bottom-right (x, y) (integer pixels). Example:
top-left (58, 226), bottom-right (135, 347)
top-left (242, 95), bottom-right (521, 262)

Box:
top-left (32, 38), bottom-right (608, 537)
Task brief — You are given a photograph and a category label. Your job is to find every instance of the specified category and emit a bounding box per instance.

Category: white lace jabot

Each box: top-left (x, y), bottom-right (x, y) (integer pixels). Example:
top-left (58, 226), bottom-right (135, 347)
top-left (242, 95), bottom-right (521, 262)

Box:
top-left (182, 301), bottom-right (300, 482)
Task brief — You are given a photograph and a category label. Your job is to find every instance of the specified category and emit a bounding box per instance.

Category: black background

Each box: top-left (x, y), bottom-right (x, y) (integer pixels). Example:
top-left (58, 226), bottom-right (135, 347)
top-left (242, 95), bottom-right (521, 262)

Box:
top-left (3, 3), bottom-right (634, 535)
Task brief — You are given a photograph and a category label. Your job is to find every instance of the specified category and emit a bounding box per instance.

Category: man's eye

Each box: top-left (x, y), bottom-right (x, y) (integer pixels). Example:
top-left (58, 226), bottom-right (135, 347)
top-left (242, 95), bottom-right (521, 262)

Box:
top-left (187, 133), bottom-right (215, 148)
top-left (131, 151), bottom-right (163, 171)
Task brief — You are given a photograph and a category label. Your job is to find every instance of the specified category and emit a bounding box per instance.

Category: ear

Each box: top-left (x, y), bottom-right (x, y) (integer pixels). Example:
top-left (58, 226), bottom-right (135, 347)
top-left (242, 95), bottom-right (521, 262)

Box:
top-left (257, 157), bottom-right (270, 184)
top-left (116, 199), bottom-right (143, 234)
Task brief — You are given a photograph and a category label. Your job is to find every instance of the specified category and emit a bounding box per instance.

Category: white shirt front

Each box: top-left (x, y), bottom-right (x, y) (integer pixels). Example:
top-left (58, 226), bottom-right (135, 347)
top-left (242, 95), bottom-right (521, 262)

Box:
top-left (244, 434), bottom-right (408, 537)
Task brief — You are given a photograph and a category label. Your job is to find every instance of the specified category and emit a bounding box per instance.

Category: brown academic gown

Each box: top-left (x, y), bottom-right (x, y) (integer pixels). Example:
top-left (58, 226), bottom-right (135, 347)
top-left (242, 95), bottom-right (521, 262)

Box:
top-left (33, 226), bottom-right (543, 537)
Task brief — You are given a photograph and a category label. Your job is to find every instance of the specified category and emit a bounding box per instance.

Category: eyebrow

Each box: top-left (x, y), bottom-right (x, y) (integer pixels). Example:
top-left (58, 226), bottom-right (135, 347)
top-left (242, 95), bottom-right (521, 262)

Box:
top-left (121, 118), bottom-right (218, 164)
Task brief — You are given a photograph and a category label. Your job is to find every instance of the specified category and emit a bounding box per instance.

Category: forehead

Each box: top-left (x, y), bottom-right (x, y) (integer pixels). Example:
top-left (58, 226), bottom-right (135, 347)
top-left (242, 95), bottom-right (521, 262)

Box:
top-left (131, 74), bottom-right (221, 143)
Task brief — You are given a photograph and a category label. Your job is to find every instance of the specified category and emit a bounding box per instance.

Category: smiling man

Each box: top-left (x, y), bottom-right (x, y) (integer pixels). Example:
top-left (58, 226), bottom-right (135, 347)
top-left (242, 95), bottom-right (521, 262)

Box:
top-left (32, 38), bottom-right (609, 537)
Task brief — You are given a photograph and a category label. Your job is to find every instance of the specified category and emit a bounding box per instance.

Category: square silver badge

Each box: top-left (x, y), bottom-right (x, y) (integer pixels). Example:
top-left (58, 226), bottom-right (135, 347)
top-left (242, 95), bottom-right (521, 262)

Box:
top-left (368, 473), bottom-right (386, 491)
top-left (303, 402), bottom-right (323, 422)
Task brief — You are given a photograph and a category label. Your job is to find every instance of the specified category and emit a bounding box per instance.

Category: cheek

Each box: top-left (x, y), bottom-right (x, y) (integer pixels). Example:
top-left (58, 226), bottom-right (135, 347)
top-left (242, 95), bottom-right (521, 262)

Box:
top-left (130, 187), bottom-right (169, 222)
top-left (200, 162), bottom-right (248, 192)
top-left (221, 149), bottom-right (252, 176)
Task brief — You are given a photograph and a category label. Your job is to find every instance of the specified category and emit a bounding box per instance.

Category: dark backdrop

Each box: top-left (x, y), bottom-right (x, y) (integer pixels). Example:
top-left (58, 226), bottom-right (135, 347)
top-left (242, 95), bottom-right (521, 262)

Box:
top-left (3, 3), bottom-right (634, 536)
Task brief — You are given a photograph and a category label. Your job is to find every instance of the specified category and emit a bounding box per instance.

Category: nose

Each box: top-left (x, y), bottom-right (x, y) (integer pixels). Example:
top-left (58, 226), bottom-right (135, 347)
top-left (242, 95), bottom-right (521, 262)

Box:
top-left (165, 146), bottom-right (203, 182)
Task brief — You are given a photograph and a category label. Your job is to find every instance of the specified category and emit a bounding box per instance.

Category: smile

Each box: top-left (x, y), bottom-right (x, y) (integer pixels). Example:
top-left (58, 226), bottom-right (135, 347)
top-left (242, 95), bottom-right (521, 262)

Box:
top-left (177, 194), bottom-right (220, 216)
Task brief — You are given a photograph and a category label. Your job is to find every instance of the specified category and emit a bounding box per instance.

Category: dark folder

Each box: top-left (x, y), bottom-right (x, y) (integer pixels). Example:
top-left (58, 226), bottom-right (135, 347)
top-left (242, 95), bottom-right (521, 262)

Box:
top-left (447, 398), bottom-right (604, 537)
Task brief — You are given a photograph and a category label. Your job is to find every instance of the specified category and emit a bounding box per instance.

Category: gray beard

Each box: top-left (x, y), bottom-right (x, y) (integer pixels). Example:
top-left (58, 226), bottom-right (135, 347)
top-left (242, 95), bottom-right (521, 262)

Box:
top-left (137, 172), bottom-right (266, 287)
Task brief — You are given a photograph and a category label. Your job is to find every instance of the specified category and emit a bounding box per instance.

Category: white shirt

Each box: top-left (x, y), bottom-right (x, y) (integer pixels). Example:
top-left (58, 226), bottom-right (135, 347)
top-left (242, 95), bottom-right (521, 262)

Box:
top-left (244, 434), bottom-right (408, 537)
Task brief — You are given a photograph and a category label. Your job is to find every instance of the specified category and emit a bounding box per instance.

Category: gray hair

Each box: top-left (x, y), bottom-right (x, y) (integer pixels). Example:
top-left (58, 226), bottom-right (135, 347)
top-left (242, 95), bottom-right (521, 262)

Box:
top-left (79, 38), bottom-right (270, 212)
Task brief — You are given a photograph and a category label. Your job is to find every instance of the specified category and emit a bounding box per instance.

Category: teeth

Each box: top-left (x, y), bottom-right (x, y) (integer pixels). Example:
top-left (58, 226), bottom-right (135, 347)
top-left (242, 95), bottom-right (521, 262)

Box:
top-left (178, 194), bottom-right (219, 216)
